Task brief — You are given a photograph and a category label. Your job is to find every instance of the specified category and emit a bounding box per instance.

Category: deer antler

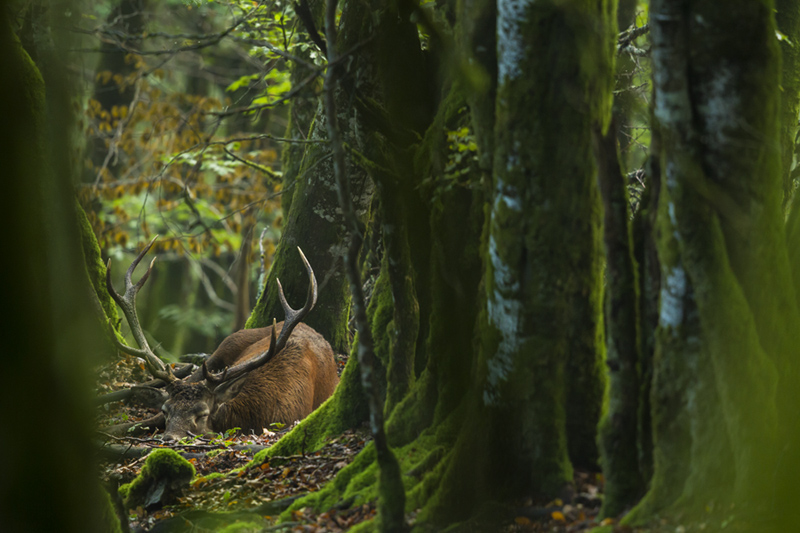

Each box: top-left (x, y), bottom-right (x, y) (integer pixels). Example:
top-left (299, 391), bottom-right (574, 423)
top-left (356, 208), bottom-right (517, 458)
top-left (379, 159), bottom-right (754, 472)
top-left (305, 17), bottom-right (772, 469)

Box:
top-left (205, 247), bottom-right (318, 385)
top-left (106, 236), bottom-right (177, 384)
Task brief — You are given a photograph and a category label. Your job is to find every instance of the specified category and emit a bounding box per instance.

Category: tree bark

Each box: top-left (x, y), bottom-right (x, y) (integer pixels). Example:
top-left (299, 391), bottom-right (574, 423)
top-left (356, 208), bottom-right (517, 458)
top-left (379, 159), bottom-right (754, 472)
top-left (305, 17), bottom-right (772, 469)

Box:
top-left (776, 0), bottom-right (800, 206)
top-left (626, 1), bottom-right (795, 522)
top-left (245, 0), bottom-right (377, 354)
top-left (0, 12), bottom-right (113, 532)
top-left (593, 122), bottom-right (644, 517)
top-left (478, 0), bottom-right (612, 486)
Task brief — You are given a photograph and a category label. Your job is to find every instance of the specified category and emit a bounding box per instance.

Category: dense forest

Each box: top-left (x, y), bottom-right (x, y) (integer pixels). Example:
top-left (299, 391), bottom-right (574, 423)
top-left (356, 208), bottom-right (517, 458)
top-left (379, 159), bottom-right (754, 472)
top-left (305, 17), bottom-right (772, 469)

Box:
top-left (3, 0), bottom-right (800, 531)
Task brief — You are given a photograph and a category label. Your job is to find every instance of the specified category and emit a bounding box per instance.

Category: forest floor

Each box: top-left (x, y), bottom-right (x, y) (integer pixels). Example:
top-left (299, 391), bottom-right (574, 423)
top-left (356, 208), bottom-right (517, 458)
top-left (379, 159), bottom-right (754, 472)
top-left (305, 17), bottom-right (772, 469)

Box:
top-left (95, 356), bottom-right (734, 533)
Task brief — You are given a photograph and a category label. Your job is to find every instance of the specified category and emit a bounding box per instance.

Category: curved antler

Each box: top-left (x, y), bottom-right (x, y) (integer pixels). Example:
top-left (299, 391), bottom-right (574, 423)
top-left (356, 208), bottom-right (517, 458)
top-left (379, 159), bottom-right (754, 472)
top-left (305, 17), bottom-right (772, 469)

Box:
top-left (106, 236), bottom-right (177, 384)
top-left (205, 247), bottom-right (317, 386)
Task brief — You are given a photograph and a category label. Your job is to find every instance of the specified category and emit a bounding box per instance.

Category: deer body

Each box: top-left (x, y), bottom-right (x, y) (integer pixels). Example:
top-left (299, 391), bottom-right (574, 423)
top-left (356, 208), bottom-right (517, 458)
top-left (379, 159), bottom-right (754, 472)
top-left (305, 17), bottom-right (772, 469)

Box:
top-left (161, 323), bottom-right (338, 439)
top-left (106, 239), bottom-right (338, 441)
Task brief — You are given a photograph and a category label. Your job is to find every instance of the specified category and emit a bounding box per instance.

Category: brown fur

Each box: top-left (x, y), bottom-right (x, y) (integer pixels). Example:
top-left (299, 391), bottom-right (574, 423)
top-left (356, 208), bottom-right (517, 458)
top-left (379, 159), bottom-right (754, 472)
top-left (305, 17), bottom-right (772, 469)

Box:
top-left (161, 322), bottom-right (339, 440)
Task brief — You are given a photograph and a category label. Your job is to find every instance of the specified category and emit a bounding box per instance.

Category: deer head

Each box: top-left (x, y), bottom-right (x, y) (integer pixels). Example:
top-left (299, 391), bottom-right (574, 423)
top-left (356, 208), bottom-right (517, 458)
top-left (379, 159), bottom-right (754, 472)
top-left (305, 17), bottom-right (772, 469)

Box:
top-left (105, 238), bottom-right (323, 441)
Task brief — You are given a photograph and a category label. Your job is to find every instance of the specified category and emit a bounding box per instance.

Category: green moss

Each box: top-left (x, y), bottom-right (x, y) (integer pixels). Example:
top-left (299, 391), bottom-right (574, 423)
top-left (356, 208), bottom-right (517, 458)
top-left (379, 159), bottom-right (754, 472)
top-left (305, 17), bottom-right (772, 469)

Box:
top-left (118, 483), bottom-right (131, 502)
top-left (348, 519), bottom-right (377, 532)
top-left (9, 28), bottom-right (45, 144)
top-left (385, 368), bottom-right (436, 447)
top-left (76, 203), bottom-right (117, 322)
top-left (192, 472), bottom-right (225, 486)
top-left (277, 420), bottom-right (455, 524)
top-left (102, 490), bottom-right (123, 533)
top-left (368, 265), bottom-right (395, 373)
top-left (120, 449), bottom-right (196, 509)
top-left (217, 521), bottom-right (266, 533)
top-left (75, 201), bottom-right (124, 351)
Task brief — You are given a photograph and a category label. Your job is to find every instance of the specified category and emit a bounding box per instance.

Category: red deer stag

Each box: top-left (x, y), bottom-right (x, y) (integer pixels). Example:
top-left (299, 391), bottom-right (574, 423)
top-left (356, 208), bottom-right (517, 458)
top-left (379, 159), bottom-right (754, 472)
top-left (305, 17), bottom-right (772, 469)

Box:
top-left (106, 238), bottom-right (339, 441)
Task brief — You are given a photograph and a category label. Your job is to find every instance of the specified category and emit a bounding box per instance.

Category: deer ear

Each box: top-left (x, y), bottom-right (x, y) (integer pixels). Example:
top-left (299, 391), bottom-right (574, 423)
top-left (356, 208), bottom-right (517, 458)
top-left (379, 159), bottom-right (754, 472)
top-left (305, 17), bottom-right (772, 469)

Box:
top-left (213, 374), bottom-right (249, 403)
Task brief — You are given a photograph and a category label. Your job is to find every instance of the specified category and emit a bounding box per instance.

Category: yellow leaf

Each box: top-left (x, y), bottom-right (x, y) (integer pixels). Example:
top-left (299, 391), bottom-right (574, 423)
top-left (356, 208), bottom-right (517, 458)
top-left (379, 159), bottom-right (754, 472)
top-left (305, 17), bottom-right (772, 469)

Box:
top-left (514, 516), bottom-right (531, 525)
top-left (551, 511), bottom-right (565, 521)
top-left (601, 517), bottom-right (615, 526)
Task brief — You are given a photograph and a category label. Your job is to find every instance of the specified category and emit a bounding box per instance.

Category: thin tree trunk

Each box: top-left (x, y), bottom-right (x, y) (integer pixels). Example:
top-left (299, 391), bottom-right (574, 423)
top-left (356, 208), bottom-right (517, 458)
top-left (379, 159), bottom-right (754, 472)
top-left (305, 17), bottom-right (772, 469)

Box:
top-left (593, 122), bottom-right (644, 517)
top-left (324, 0), bottom-right (406, 529)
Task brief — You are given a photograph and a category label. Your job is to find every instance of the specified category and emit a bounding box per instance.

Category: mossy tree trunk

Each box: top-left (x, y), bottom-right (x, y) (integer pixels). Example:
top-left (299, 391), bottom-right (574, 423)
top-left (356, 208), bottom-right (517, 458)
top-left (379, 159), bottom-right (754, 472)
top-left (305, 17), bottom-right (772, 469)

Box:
top-left (465, 0), bottom-right (613, 497)
top-left (0, 13), bottom-right (114, 533)
top-left (593, 122), bottom-right (644, 517)
top-left (231, 0), bottom-right (800, 530)
top-left (256, 1), bottom-right (614, 530)
top-left (245, 0), bottom-right (397, 457)
top-left (631, 146), bottom-right (660, 487)
top-left (246, 0), bottom-right (378, 356)
top-left (280, 0), bottom-right (324, 216)
top-left (776, 0), bottom-right (800, 206)
top-left (626, 0), bottom-right (800, 524)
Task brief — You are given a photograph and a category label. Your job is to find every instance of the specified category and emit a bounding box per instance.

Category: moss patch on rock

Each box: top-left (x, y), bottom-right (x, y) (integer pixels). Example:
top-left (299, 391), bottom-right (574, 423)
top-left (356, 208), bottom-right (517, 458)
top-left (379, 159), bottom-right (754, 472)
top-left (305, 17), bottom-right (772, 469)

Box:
top-left (119, 449), bottom-right (196, 510)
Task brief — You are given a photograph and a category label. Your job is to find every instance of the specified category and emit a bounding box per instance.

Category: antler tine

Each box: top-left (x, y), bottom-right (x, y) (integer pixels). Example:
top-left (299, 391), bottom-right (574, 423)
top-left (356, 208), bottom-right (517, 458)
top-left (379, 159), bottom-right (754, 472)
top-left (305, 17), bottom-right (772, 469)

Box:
top-left (205, 247), bottom-right (317, 387)
top-left (298, 247), bottom-right (319, 309)
top-left (276, 246), bottom-right (318, 322)
top-left (273, 246), bottom-right (317, 350)
top-left (106, 236), bottom-right (176, 384)
top-left (125, 235), bottom-right (158, 288)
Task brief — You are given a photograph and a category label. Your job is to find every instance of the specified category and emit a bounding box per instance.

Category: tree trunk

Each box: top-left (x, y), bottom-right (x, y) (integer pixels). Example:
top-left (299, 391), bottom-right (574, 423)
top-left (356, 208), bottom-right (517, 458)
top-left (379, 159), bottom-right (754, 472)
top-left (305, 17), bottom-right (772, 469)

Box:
top-left (0, 14), bottom-right (114, 533)
top-left (593, 122), bottom-right (644, 517)
top-left (245, 0), bottom-right (377, 355)
top-left (626, 1), bottom-right (796, 522)
top-left (255, 0), bottom-right (614, 529)
top-left (280, 0), bottom-right (324, 216)
top-left (470, 0), bottom-right (613, 495)
top-left (776, 0), bottom-right (800, 206)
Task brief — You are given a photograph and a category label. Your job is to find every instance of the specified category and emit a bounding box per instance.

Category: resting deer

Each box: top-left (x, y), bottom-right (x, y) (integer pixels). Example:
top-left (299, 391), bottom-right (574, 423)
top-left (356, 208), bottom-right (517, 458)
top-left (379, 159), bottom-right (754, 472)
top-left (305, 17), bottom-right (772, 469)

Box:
top-left (106, 238), bottom-right (339, 441)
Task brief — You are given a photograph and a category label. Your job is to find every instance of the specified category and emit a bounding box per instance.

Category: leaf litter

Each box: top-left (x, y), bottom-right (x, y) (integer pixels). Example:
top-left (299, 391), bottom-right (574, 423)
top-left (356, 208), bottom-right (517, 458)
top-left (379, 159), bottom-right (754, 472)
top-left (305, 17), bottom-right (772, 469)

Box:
top-left (96, 356), bottom-right (734, 532)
